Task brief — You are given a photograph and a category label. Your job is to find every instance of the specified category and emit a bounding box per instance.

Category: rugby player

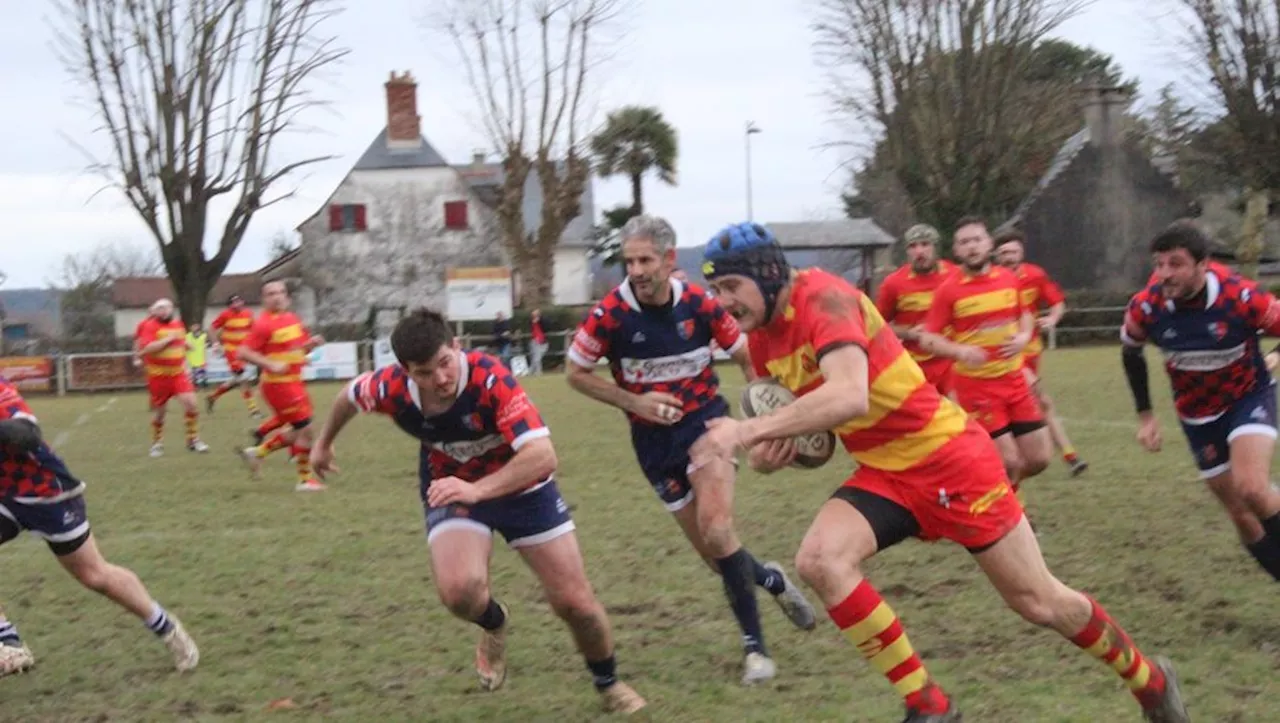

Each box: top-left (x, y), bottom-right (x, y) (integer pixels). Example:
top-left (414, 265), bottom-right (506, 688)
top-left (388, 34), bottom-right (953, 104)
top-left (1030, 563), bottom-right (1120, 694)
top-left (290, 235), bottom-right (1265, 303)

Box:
top-left (875, 224), bottom-right (957, 398)
top-left (134, 298), bottom-right (209, 457)
top-left (235, 282), bottom-right (325, 491)
top-left (0, 378), bottom-right (198, 677)
top-left (310, 308), bottom-right (646, 714)
top-left (689, 222), bottom-right (1188, 723)
top-left (206, 294), bottom-right (262, 417)
top-left (994, 229), bottom-right (1088, 476)
top-left (566, 215), bottom-right (816, 685)
top-left (1122, 220), bottom-right (1280, 582)
top-left (917, 217), bottom-right (1051, 496)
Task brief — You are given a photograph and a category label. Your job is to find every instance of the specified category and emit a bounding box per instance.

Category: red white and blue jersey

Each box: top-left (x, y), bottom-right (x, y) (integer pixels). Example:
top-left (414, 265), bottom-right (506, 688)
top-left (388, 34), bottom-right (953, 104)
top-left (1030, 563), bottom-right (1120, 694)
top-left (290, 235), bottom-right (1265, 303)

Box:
top-left (0, 379), bottom-right (83, 502)
top-left (1122, 269), bottom-right (1280, 422)
top-left (348, 350), bottom-right (551, 495)
top-left (568, 277), bottom-right (745, 425)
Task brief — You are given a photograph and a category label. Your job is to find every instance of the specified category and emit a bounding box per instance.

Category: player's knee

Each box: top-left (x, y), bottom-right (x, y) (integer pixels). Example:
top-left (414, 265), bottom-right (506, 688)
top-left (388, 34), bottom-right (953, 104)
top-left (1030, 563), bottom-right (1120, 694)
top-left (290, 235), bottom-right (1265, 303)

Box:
top-left (71, 560), bottom-right (119, 594)
top-left (547, 587), bottom-right (601, 625)
top-left (1022, 451), bottom-right (1049, 477)
top-left (794, 537), bottom-right (860, 594)
top-left (1003, 587), bottom-right (1061, 628)
top-left (436, 576), bottom-right (489, 617)
top-left (698, 515), bottom-right (737, 556)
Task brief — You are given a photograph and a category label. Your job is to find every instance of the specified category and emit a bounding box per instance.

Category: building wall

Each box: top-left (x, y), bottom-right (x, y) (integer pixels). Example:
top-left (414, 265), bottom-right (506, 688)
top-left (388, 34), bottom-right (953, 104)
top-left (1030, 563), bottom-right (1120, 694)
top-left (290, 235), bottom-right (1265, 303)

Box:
top-left (113, 304), bottom-right (265, 339)
top-left (552, 247), bottom-right (591, 306)
top-left (1017, 143), bottom-right (1192, 292)
top-left (298, 166), bottom-right (505, 325)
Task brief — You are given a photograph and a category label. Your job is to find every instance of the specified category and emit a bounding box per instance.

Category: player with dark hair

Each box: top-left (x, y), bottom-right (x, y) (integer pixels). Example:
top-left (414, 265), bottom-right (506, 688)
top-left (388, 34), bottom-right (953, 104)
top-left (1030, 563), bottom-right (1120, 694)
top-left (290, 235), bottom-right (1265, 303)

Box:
top-left (689, 221), bottom-right (1188, 723)
top-left (309, 308), bottom-right (646, 714)
top-left (994, 228), bottom-right (1088, 476)
top-left (236, 282), bottom-right (325, 491)
top-left (206, 294), bottom-right (262, 418)
top-left (915, 216), bottom-right (1052, 502)
top-left (1122, 219), bottom-right (1280, 582)
top-left (875, 223), bottom-right (957, 398)
top-left (0, 378), bottom-right (198, 677)
top-left (566, 214), bottom-right (816, 686)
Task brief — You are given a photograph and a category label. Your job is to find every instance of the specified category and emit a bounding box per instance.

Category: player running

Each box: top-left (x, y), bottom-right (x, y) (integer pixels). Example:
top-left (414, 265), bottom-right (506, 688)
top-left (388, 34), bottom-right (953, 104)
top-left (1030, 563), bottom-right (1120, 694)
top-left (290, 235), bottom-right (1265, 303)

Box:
top-left (310, 308), bottom-right (646, 714)
top-left (134, 298), bottom-right (209, 457)
top-left (1122, 220), bottom-right (1280, 583)
top-left (566, 215), bottom-right (816, 686)
top-left (206, 294), bottom-right (262, 418)
top-left (689, 222), bottom-right (1188, 723)
top-left (235, 282), bottom-right (325, 492)
top-left (916, 217), bottom-right (1051, 497)
top-left (0, 378), bottom-right (199, 677)
top-left (875, 224), bottom-right (957, 398)
top-left (994, 229), bottom-right (1089, 476)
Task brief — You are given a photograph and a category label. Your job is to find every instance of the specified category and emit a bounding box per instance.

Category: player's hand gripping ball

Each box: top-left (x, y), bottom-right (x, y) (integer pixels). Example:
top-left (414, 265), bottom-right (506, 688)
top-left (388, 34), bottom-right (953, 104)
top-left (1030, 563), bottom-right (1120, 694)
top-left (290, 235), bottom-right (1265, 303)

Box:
top-left (739, 378), bottom-right (836, 469)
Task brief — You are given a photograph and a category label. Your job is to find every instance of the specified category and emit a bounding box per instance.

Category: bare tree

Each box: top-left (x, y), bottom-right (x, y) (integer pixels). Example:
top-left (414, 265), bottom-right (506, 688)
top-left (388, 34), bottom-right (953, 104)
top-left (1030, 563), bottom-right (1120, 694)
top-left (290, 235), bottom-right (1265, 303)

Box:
top-left (431, 0), bottom-right (630, 306)
top-left (48, 241), bottom-right (164, 347)
top-left (1177, 0), bottom-right (1280, 278)
top-left (54, 0), bottom-right (348, 324)
top-left (813, 0), bottom-right (1093, 234)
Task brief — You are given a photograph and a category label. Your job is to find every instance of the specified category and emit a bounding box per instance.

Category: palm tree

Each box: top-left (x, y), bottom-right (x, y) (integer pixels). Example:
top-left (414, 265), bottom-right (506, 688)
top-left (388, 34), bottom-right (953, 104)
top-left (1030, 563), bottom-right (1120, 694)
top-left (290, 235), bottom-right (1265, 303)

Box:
top-left (590, 106), bottom-right (678, 214)
top-left (589, 106), bottom-right (678, 264)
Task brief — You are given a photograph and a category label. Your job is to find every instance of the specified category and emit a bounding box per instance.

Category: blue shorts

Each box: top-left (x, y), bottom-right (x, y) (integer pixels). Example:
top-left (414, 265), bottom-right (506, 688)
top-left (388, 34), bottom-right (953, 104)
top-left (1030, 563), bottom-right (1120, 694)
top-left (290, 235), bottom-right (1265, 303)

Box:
top-left (630, 396), bottom-right (730, 512)
top-left (1180, 384), bottom-right (1278, 479)
top-left (0, 492), bottom-right (91, 556)
top-left (422, 480), bottom-right (575, 549)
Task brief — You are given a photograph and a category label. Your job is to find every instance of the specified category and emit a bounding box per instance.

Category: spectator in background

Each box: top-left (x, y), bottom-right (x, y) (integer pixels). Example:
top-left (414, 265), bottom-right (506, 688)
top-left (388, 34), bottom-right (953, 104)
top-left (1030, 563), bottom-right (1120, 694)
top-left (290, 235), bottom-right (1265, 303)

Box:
top-left (493, 311), bottom-right (513, 364)
top-left (529, 309), bottom-right (548, 374)
top-left (186, 323), bottom-right (209, 388)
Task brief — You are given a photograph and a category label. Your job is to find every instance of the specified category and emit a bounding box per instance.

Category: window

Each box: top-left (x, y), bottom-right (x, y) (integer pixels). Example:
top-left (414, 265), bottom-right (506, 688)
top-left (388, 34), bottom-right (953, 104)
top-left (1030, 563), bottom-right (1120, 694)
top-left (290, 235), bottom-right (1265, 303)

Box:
top-left (327, 203), bottom-right (367, 232)
top-left (444, 200), bottom-right (469, 230)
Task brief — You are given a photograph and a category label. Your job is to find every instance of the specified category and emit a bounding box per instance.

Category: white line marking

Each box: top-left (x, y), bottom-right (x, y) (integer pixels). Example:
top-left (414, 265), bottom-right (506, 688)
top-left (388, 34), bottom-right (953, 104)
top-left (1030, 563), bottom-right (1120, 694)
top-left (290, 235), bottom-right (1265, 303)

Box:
top-left (52, 430), bottom-right (72, 447)
top-left (54, 397), bottom-right (117, 448)
top-left (74, 413), bottom-right (91, 426)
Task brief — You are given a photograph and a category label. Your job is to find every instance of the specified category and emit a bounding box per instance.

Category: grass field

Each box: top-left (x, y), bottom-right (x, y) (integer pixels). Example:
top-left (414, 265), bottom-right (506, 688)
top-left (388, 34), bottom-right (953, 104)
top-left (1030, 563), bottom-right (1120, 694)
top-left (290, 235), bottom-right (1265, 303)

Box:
top-left (2, 346), bottom-right (1278, 722)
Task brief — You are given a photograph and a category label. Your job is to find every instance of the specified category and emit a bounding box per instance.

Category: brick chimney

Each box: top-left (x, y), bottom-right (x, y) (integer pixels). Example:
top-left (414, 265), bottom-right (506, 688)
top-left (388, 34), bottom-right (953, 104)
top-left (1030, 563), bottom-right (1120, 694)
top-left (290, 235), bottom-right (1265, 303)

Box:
top-left (1081, 81), bottom-right (1131, 149)
top-left (385, 70), bottom-right (422, 150)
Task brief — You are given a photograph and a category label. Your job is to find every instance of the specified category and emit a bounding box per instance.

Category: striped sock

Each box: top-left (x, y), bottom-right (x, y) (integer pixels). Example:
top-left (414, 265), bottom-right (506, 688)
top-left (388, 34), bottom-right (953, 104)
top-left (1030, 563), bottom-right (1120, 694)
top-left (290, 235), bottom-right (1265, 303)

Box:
top-left (254, 417), bottom-right (285, 443)
top-left (1069, 595), bottom-right (1166, 709)
top-left (145, 602), bottom-right (174, 636)
top-left (209, 382), bottom-right (232, 402)
top-left (293, 444), bottom-right (312, 483)
top-left (255, 433), bottom-right (290, 458)
top-left (151, 419), bottom-right (163, 443)
top-left (184, 412), bottom-right (199, 444)
top-left (827, 580), bottom-right (950, 715)
top-left (241, 388), bottom-right (259, 414)
top-left (1062, 444), bottom-right (1078, 463)
top-left (0, 619), bottom-right (20, 646)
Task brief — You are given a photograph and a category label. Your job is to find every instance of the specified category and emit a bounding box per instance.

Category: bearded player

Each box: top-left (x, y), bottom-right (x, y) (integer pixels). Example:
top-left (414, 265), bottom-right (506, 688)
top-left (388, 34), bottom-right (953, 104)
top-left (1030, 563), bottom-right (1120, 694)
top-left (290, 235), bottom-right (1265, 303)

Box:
top-left (206, 294), bottom-right (262, 418)
top-left (916, 217), bottom-right (1052, 497)
top-left (994, 229), bottom-right (1088, 476)
top-left (566, 215), bottom-right (816, 686)
top-left (688, 222), bottom-right (1187, 723)
top-left (310, 308), bottom-right (646, 714)
top-left (134, 298), bottom-right (209, 457)
top-left (875, 224), bottom-right (956, 397)
top-left (1122, 220), bottom-right (1280, 583)
top-left (0, 377), bottom-right (199, 677)
top-left (235, 282), bottom-right (325, 492)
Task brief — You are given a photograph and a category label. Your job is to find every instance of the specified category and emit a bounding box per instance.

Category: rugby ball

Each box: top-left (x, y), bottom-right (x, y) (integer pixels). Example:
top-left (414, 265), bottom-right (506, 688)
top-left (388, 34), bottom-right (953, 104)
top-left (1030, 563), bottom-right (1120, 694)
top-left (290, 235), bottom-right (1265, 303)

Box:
top-left (739, 378), bottom-right (837, 469)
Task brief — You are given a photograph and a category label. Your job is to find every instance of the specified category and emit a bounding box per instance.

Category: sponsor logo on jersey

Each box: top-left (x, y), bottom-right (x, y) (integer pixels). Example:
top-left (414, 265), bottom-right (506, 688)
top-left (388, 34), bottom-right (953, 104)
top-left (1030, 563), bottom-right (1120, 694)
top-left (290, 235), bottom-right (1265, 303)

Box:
top-left (619, 347), bottom-right (712, 384)
top-left (1162, 343), bottom-right (1246, 372)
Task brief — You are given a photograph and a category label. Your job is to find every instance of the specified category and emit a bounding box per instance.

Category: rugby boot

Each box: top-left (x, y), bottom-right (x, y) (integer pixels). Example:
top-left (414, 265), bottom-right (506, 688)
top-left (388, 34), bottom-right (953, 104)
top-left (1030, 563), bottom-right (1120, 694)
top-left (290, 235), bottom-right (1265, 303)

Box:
top-left (475, 601), bottom-right (509, 691)
top-left (741, 650), bottom-right (777, 685)
top-left (0, 643), bottom-right (34, 677)
top-left (163, 616), bottom-right (199, 672)
top-left (1142, 656), bottom-right (1190, 723)
top-left (599, 680), bottom-right (647, 714)
top-left (901, 703), bottom-right (962, 722)
top-left (764, 562), bottom-right (817, 630)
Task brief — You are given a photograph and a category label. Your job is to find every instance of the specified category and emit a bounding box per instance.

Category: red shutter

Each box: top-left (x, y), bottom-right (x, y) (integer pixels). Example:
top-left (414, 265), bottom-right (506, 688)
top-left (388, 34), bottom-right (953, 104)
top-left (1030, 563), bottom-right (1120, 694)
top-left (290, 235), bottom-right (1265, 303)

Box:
top-left (354, 204), bottom-right (367, 231)
top-left (328, 204), bottom-right (343, 231)
top-left (444, 200), bottom-right (468, 230)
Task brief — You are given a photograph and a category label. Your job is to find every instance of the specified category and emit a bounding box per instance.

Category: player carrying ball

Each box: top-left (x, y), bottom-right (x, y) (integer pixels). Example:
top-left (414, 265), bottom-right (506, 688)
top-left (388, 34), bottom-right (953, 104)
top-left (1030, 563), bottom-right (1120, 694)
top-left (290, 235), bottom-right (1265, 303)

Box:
top-left (566, 214), bottom-right (816, 685)
top-left (311, 309), bottom-right (645, 715)
top-left (688, 222), bottom-right (1189, 723)
top-left (1122, 220), bottom-right (1280, 583)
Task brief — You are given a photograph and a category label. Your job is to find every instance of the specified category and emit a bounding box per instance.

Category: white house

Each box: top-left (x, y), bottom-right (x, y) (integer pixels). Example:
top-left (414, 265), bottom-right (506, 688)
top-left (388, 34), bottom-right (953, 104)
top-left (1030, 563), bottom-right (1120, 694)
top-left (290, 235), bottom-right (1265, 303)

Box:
top-left (292, 71), bottom-right (594, 326)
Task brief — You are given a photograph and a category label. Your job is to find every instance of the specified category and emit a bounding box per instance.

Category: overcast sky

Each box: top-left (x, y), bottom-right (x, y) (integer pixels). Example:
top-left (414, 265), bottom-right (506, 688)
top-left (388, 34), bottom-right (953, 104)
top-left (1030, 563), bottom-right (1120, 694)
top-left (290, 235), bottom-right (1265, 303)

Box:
top-left (0, 0), bottom-right (1190, 289)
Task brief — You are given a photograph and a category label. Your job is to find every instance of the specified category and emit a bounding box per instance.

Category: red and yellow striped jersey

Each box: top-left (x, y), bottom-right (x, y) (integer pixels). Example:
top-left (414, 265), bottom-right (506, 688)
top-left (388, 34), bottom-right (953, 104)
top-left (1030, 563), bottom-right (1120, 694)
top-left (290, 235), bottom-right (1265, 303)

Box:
top-left (1008, 262), bottom-right (1064, 356)
top-left (748, 269), bottom-right (969, 472)
top-left (211, 307), bottom-right (255, 352)
top-left (135, 317), bottom-right (188, 377)
top-left (875, 260), bottom-right (957, 362)
top-left (243, 311), bottom-right (313, 385)
top-left (924, 266), bottom-right (1027, 380)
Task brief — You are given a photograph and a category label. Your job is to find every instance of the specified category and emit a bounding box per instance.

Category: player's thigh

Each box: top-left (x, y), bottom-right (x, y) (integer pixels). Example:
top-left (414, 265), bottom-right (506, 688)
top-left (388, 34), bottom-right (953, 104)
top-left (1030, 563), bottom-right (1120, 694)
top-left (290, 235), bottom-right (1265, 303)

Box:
top-left (800, 473), bottom-right (919, 577)
top-left (517, 531), bottom-right (600, 610)
top-left (687, 457), bottom-right (737, 520)
top-left (1226, 391), bottom-right (1278, 492)
top-left (426, 515), bottom-right (494, 597)
top-left (669, 500), bottom-right (718, 563)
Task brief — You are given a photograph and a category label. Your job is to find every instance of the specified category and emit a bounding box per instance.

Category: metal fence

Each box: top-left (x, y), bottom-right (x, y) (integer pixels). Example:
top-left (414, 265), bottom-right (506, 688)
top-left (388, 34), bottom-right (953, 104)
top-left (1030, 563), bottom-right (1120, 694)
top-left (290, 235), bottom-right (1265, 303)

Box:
top-left (1044, 306), bottom-right (1126, 350)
